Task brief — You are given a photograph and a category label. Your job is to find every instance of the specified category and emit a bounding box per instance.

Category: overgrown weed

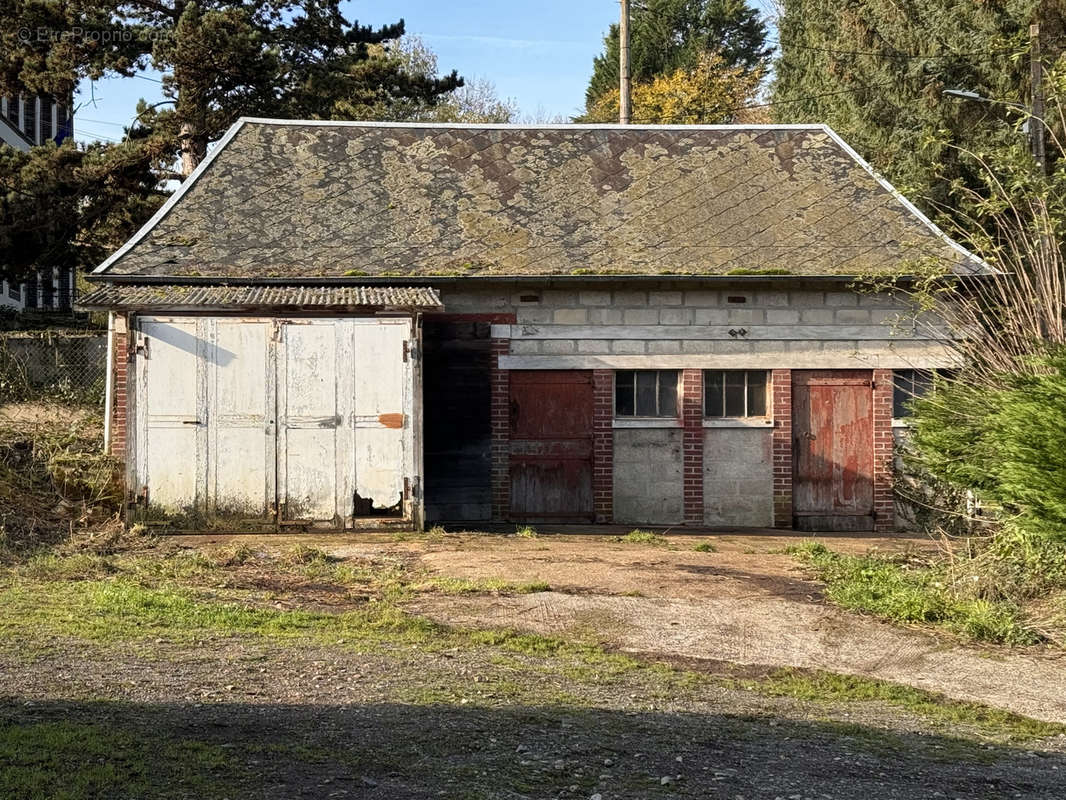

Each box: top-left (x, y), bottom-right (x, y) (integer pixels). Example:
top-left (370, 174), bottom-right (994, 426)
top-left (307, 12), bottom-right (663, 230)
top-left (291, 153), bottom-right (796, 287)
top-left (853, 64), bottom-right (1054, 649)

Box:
top-left (612, 529), bottom-right (668, 546)
top-left (789, 539), bottom-right (1057, 645)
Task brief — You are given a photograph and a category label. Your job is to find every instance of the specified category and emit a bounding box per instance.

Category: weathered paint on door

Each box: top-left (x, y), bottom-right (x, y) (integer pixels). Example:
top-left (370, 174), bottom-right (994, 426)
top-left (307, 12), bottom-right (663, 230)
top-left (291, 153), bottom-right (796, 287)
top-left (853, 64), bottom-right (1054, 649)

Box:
top-left (132, 316), bottom-right (418, 529)
top-left (351, 319), bottom-right (409, 515)
top-left (792, 370), bottom-right (875, 531)
top-left (135, 318), bottom-right (203, 514)
top-left (210, 320), bottom-right (274, 520)
top-left (508, 370), bottom-right (594, 522)
top-left (276, 320), bottom-right (353, 526)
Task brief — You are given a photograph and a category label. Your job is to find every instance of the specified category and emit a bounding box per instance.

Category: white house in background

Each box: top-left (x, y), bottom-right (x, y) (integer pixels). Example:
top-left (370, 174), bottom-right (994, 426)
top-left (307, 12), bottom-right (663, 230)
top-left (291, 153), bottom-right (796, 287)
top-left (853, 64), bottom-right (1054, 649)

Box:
top-left (0, 93), bottom-right (76, 312)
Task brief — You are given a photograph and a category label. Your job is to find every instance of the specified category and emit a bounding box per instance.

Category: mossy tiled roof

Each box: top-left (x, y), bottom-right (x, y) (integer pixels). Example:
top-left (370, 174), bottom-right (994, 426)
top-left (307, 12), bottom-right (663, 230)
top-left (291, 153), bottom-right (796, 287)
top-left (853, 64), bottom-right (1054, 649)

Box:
top-left (95, 121), bottom-right (984, 278)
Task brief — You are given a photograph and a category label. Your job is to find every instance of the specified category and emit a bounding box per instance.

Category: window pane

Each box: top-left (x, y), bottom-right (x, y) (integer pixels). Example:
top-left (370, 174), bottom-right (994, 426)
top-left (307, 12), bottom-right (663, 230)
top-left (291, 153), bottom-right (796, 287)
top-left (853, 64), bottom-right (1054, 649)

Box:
top-left (704, 371), bottom-right (724, 416)
top-left (39, 96), bottom-right (52, 142)
top-left (615, 371), bottom-right (635, 416)
top-left (658, 371), bottom-right (677, 417)
top-left (912, 369), bottom-right (933, 397)
top-left (724, 371), bottom-right (746, 416)
top-left (893, 369), bottom-right (934, 418)
top-left (635, 371), bottom-right (658, 416)
top-left (746, 371), bottom-right (767, 416)
top-left (893, 370), bottom-right (912, 417)
top-left (23, 98), bottom-right (35, 141)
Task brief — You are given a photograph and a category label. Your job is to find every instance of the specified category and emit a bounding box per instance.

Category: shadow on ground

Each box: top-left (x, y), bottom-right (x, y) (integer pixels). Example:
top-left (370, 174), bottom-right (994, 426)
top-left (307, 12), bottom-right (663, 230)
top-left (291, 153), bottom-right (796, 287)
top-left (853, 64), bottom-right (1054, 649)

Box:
top-left (2, 699), bottom-right (1062, 799)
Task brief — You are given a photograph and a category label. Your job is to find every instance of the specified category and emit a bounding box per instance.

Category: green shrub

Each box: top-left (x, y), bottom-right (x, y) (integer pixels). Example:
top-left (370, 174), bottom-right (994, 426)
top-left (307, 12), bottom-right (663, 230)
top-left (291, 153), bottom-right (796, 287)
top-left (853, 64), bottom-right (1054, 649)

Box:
top-left (909, 349), bottom-right (1066, 541)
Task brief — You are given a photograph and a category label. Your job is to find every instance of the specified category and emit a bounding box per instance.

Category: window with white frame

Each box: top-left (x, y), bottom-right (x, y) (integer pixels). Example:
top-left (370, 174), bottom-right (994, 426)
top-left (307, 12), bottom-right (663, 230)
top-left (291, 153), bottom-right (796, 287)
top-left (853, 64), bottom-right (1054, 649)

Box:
top-left (614, 370), bottom-right (679, 417)
top-left (704, 370), bottom-right (768, 418)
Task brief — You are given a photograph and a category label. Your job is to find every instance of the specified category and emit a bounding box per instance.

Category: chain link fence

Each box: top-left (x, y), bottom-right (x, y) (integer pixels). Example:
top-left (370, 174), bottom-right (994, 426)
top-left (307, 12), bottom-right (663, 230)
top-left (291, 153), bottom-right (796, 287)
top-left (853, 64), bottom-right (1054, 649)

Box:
top-left (0, 328), bottom-right (117, 556)
top-left (0, 329), bottom-right (108, 410)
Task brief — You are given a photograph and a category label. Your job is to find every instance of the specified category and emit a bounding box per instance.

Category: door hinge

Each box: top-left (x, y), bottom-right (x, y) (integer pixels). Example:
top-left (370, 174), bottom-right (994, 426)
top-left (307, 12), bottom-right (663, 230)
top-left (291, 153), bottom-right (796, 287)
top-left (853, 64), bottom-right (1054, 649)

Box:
top-left (128, 485), bottom-right (149, 508)
top-left (131, 335), bottom-right (149, 360)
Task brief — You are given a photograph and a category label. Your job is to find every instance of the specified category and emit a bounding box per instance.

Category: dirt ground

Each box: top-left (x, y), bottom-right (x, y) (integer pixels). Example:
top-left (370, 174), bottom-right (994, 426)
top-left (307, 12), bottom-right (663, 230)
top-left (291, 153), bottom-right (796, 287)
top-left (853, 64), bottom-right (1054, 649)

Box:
top-left (249, 529), bottom-right (1066, 724)
top-left (5, 529), bottom-right (1066, 799)
top-left (5, 636), bottom-right (1066, 800)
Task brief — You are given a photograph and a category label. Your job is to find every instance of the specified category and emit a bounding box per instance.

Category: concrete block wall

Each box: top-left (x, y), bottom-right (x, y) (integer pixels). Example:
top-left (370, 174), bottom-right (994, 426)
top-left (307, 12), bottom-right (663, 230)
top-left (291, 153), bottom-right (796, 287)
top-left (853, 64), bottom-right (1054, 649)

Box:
top-left (613, 427), bottom-right (684, 525)
top-left (704, 428), bottom-right (774, 527)
top-left (446, 279), bottom-right (955, 530)
top-left (440, 280), bottom-right (954, 369)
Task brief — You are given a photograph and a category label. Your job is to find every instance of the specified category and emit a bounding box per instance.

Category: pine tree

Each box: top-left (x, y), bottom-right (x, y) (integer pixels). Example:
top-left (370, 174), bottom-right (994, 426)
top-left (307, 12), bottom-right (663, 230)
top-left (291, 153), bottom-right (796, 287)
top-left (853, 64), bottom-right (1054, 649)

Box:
top-left (771, 0), bottom-right (1066, 209)
top-left (0, 2), bottom-right (465, 280)
top-left (583, 0), bottom-right (770, 114)
top-left (1, 1), bottom-right (463, 174)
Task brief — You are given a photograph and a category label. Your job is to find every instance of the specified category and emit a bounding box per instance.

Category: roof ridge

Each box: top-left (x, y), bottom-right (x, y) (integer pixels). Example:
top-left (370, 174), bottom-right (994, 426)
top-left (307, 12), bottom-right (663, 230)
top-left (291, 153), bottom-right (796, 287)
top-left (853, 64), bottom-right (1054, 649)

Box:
top-left (236, 117), bottom-right (828, 132)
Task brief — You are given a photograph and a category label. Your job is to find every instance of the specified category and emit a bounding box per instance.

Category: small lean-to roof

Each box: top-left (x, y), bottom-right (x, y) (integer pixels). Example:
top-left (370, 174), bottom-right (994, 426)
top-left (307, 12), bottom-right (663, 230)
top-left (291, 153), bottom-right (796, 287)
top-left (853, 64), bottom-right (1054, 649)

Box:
top-left (94, 120), bottom-right (988, 279)
top-left (76, 283), bottom-right (442, 310)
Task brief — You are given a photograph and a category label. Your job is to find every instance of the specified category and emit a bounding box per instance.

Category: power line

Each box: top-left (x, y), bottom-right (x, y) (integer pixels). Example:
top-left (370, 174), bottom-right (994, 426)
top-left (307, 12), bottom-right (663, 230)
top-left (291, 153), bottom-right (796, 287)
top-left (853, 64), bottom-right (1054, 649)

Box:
top-left (74, 128), bottom-right (122, 143)
top-left (76, 117), bottom-right (128, 128)
top-left (765, 39), bottom-right (1019, 60)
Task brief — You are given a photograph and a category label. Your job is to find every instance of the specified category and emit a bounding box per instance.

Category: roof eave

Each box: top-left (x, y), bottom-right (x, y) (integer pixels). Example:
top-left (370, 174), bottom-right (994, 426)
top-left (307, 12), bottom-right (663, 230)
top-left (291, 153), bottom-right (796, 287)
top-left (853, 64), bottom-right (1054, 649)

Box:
top-left (85, 272), bottom-right (992, 287)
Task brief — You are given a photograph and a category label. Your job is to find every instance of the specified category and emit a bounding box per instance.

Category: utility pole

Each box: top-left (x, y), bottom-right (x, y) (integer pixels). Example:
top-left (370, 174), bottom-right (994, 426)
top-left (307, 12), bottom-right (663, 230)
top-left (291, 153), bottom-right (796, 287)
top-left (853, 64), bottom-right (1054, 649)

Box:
top-left (619, 0), bottom-right (631, 124)
top-left (1030, 22), bottom-right (1046, 176)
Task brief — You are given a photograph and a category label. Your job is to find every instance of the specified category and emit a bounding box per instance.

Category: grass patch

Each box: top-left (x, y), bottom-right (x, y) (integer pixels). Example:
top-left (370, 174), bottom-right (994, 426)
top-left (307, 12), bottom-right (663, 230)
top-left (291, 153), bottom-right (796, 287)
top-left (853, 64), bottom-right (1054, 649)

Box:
top-left (612, 529), bottom-right (668, 546)
top-left (514, 525), bottom-right (538, 539)
top-left (746, 667), bottom-right (1065, 742)
top-left (421, 576), bottom-right (550, 595)
top-left (790, 541), bottom-right (1039, 645)
top-left (0, 577), bottom-right (440, 646)
top-left (693, 541), bottom-right (716, 553)
top-left (1, 548), bottom-right (1060, 746)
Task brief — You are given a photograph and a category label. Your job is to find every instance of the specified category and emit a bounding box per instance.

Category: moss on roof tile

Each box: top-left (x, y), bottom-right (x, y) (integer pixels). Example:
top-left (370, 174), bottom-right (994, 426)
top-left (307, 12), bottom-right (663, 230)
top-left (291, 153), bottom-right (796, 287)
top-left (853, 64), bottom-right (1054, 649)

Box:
top-left (99, 123), bottom-right (982, 278)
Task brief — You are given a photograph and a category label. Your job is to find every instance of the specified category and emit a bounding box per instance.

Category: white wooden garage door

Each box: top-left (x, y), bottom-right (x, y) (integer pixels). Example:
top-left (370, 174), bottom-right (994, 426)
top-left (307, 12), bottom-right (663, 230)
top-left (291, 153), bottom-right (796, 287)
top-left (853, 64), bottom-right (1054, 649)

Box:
top-left (132, 316), bottom-right (416, 529)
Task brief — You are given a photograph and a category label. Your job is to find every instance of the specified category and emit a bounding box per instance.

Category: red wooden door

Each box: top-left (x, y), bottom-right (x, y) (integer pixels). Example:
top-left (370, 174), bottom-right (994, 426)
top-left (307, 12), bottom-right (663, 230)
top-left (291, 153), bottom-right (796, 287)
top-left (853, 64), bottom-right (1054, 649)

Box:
top-left (792, 370), bottom-right (875, 531)
top-left (509, 370), bottom-right (594, 522)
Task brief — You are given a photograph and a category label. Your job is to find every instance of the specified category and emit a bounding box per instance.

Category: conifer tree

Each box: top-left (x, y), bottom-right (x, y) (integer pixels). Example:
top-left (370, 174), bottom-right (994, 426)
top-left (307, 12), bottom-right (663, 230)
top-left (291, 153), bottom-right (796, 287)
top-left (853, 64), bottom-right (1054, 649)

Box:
top-left (771, 0), bottom-right (1066, 209)
top-left (583, 0), bottom-right (770, 115)
top-left (1, 1), bottom-right (462, 174)
top-left (0, 2), bottom-right (464, 280)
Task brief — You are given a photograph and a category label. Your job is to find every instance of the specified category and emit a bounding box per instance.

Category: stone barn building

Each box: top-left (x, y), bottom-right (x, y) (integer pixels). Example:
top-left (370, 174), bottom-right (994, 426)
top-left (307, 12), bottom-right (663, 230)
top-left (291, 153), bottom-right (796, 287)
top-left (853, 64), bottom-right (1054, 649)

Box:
top-left (80, 120), bottom-right (984, 533)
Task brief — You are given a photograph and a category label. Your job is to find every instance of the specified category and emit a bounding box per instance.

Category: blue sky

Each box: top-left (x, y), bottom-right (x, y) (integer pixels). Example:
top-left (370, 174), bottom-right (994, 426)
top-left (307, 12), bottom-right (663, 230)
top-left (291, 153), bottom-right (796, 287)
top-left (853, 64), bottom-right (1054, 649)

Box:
top-left (73, 1), bottom-right (775, 145)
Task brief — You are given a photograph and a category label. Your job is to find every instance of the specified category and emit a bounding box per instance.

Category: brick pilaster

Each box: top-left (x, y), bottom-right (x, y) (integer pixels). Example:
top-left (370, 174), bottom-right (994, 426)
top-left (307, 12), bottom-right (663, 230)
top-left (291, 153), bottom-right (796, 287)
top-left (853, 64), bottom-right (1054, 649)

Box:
top-left (110, 328), bottom-right (128, 460)
top-left (681, 368), bottom-right (704, 525)
top-left (771, 369), bottom-right (793, 529)
top-left (591, 369), bottom-right (614, 523)
top-left (489, 337), bottom-right (511, 521)
top-left (872, 368), bottom-right (895, 532)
